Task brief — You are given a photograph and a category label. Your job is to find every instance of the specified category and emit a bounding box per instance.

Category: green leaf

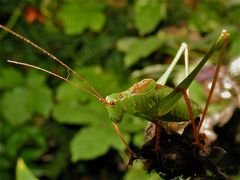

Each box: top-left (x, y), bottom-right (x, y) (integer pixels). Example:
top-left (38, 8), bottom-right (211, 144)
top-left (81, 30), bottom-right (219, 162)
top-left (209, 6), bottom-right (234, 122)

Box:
top-left (229, 31), bottom-right (240, 57)
top-left (25, 71), bottom-right (53, 117)
top-left (74, 66), bottom-right (120, 95)
top-left (134, 0), bottom-right (166, 34)
top-left (56, 66), bottom-right (120, 99)
top-left (2, 87), bottom-right (33, 125)
top-left (1, 70), bottom-right (52, 124)
top-left (58, 1), bottom-right (106, 35)
top-left (53, 81), bottom-right (107, 125)
top-left (53, 66), bottom-right (120, 125)
top-left (54, 80), bottom-right (89, 103)
top-left (133, 131), bottom-right (145, 147)
top-left (5, 125), bottom-right (47, 159)
top-left (122, 36), bottom-right (163, 68)
top-left (117, 37), bottom-right (139, 52)
top-left (189, 81), bottom-right (206, 106)
top-left (26, 71), bottom-right (47, 88)
top-left (0, 68), bottom-right (24, 89)
top-left (16, 158), bottom-right (38, 180)
top-left (124, 161), bottom-right (161, 180)
top-left (78, 34), bottom-right (115, 64)
top-left (70, 125), bottom-right (128, 161)
top-left (53, 100), bottom-right (106, 125)
top-left (30, 86), bottom-right (53, 117)
top-left (189, 3), bottom-right (220, 33)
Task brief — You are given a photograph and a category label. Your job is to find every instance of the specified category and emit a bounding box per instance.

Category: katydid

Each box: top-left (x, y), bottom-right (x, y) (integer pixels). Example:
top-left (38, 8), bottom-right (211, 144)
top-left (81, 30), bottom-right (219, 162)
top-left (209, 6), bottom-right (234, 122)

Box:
top-left (0, 24), bottom-right (229, 156)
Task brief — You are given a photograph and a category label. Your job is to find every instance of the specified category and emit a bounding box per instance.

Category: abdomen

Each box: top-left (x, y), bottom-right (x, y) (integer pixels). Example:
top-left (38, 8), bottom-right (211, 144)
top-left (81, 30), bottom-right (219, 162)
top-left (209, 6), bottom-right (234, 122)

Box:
top-left (146, 85), bottom-right (202, 122)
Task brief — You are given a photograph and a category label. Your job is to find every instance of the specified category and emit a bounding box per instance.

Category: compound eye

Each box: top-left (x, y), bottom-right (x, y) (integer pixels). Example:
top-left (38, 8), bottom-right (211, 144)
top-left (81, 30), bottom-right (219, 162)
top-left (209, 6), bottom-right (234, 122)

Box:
top-left (99, 98), bottom-right (115, 106)
top-left (109, 100), bottom-right (115, 106)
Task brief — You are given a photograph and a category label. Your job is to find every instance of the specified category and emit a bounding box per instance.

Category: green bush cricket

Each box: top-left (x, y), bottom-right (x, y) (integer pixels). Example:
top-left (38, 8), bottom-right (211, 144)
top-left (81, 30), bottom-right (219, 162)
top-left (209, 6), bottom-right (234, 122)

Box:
top-left (0, 24), bottom-right (229, 157)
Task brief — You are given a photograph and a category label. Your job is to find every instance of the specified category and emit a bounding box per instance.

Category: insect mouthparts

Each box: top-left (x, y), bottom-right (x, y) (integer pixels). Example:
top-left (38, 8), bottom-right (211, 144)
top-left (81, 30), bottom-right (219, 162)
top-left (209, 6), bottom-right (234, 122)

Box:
top-left (99, 98), bottom-right (115, 106)
top-left (109, 101), bottom-right (115, 106)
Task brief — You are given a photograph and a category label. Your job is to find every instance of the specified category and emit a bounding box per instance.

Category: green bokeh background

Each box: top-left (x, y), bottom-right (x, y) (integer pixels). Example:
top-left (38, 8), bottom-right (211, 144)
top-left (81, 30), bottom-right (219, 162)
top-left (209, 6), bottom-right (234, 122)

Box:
top-left (0, 0), bottom-right (239, 179)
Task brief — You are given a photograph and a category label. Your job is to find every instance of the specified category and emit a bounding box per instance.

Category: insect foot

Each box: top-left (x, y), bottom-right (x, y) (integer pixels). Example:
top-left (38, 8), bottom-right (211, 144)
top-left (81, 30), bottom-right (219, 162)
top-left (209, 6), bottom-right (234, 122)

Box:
top-left (129, 119), bottom-right (229, 180)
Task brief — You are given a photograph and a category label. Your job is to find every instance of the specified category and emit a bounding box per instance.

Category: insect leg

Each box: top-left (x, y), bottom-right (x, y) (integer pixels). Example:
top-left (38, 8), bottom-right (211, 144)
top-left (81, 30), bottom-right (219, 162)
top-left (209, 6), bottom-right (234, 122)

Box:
top-left (184, 43), bottom-right (189, 80)
top-left (156, 30), bottom-right (229, 117)
top-left (177, 88), bottom-right (199, 146)
top-left (154, 122), bottom-right (161, 151)
top-left (112, 122), bottom-right (134, 155)
top-left (197, 40), bottom-right (228, 134)
top-left (184, 43), bottom-right (190, 95)
top-left (156, 43), bottom-right (189, 150)
top-left (157, 42), bottom-right (188, 85)
top-left (159, 43), bottom-right (189, 131)
top-left (165, 44), bottom-right (190, 133)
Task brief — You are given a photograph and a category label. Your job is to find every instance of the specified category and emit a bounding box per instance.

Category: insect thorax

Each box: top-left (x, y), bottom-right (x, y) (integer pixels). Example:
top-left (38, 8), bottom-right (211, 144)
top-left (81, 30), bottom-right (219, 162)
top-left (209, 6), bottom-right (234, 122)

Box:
top-left (105, 79), bottom-right (159, 122)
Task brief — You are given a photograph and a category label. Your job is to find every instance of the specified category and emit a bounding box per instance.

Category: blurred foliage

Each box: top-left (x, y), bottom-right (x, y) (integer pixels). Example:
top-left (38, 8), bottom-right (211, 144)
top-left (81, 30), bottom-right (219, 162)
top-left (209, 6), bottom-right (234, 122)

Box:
top-left (0, 0), bottom-right (239, 179)
top-left (16, 158), bottom-right (38, 180)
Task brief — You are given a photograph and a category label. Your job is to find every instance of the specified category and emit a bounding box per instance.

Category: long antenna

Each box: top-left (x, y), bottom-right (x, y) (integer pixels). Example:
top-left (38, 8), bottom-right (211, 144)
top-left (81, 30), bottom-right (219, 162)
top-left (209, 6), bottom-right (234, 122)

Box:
top-left (7, 60), bottom-right (104, 101)
top-left (0, 24), bottom-right (109, 104)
